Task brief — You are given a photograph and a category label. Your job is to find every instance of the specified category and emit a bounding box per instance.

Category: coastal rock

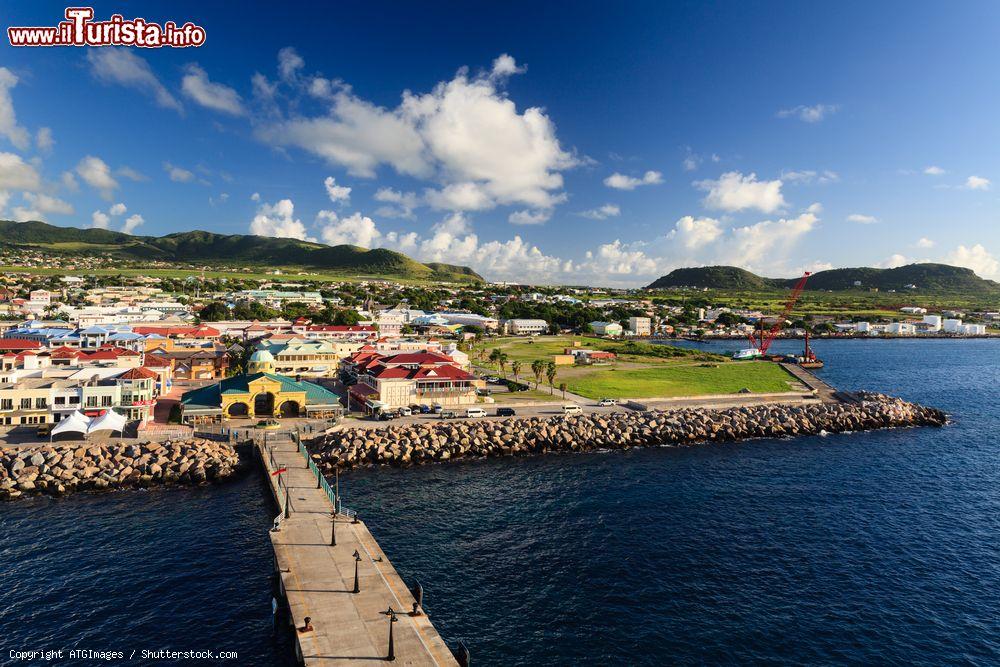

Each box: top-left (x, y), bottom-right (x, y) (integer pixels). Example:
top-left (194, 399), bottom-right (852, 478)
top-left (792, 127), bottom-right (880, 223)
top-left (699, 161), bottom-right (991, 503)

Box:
top-left (0, 438), bottom-right (243, 501)
top-left (307, 393), bottom-right (947, 473)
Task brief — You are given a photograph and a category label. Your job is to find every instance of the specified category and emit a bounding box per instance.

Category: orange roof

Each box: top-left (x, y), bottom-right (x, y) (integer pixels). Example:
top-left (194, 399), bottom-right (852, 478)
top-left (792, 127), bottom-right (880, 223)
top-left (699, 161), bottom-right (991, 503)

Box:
top-left (118, 367), bottom-right (159, 380)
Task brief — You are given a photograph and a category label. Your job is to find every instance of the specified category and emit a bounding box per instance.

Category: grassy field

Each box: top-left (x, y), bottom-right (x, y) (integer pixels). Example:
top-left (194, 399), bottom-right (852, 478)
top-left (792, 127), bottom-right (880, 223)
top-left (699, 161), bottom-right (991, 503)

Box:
top-left (565, 362), bottom-right (797, 399)
top-left (477, 335), bottom-right (799, 399)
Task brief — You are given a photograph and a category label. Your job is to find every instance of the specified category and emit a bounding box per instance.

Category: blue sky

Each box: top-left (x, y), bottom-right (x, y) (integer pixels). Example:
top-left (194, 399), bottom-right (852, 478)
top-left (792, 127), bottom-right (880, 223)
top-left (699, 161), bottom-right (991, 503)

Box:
top-left (1, 1), bottom-right (999, 285)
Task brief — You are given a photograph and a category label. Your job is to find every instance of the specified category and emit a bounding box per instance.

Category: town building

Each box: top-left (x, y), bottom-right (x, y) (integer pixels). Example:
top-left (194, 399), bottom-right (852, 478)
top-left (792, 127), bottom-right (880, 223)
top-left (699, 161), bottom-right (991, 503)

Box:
top-left (628, 317), bottom-right (652, 336)
top-left (589, 321), bottom-right (624, 337)
top-left (503, 319), bottom-right (549, 335)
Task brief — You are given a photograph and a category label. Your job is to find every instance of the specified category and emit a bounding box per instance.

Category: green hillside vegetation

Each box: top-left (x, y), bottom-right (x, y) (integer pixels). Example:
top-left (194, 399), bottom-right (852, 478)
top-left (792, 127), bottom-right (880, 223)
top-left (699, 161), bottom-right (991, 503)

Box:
top-left (0, 219), bottom-right (483, 283)
top-left (647, 263), bottom-right (1000, 295)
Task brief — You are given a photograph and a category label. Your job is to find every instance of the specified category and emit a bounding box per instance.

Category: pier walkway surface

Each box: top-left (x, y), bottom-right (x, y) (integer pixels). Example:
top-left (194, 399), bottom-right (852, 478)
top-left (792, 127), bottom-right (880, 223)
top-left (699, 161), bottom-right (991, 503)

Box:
top-left (259, 434), bottom-right (458, 667)
top-left (779, 363), bottom-right (842, 403)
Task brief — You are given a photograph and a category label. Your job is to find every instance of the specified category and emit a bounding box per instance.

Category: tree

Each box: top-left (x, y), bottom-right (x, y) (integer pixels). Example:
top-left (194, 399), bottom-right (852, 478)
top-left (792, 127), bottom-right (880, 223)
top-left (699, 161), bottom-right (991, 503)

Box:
top-left (497, 352), bottom-right (509, 376)
top-left (530, 359), bottom-right (545, 388)
top-left (198, 301), bottom-right (231, 321)
top-left (545, 361), bottom-right (557, 394)
top-left (488, 348), bottom-right (502, 369)
top-left (559, 382), bottom-right (567, 399)
top-left (511, 360), bottom-right (522, 382)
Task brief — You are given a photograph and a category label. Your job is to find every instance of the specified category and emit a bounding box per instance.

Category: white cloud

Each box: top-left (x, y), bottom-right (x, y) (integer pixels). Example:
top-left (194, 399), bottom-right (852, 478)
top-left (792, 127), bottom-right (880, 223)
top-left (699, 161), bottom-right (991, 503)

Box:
top-left (109, 202), bottom-right (127, 216)
top-left (61, 171), bottom-right (79, 191)
top-left (323, 176), bottom-right (351, 203)
top-left (603, 170), bottom-right (663, 190)
top-left (847, 213), bottom-right (878, 224)
top-left (916, 237), bottom-right (935, 249)
top-left (374, 187), bottom-right (419, 219)
top-left (579, 204), bottom-right (621, 220)
top-left (86, 49), bottom-right (181, 112)
top-left (0, 68), bottom-right (29, 150)
top-left (249, 198), bottom-right (310, 240)
top-left (91, 210), bottom-right (110, 229)
top-left (924, 166), bottom-right (945, 176)
top-left (696, 171), bottom-right (785, 213)
top-left (508, 209), bottom-right (551, 225)
top-left (0, 152), bottom-right (41, 191)
top-left (491, 54), bottom-right (526, 78)
top-left (668, 215), bottom-right (723, 250)
top-left (318, 210), bottom-right (382, 248)
top-left (75, 156), bottom-right (118, 198)
top-left (181, 64), bottom-right (245, 115)
top-left (776, 104), bottom-right (838, 123)
top-left (424, 182), bottom-right (494, 211)
top-left (35, 127), bottom-right (53, 153)
top-left (782, 169), bottom-right (839, 185)
top-left (250, 192), bottom-right (261, 202)
top-left (117, 166), bottom-right (147, 182)
top-left (946, 244), bottom-right (999, 278)
top-left (163, 162), bottom-right (195, 183)
top-left (579, 240), bottom-right (659, 276)
top-left (719, 211), bottom-right (819, 270)
top-left (21, 192), bottom-right (73, 216)
top-left (876, 253), bottom-right (909, 269)
top-left (256, 52), bottom-right (578, 211)
top-left (122, 214), bottom-right (144, 234)
top-left (963, 175), bottom-right (991, 191)
top-left (278, 47), bottom-right (305, 82)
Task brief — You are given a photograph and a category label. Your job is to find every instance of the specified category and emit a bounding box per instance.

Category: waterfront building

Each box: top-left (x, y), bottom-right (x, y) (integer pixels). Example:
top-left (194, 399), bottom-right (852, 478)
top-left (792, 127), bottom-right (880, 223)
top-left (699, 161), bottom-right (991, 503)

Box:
top-left (628, 317), bottom-right (652, 336)
top-left (179, 351), bottom-right (342, 424)
top-left (922, 315), bottom-right (942, 331)
top-left (342, 350), bottom-right (479, 410)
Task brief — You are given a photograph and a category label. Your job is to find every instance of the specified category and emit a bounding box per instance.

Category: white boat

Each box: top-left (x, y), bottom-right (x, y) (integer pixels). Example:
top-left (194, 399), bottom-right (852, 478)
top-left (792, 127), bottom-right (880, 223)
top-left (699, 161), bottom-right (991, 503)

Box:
top-left (732, 348), bottom-right (763, 360)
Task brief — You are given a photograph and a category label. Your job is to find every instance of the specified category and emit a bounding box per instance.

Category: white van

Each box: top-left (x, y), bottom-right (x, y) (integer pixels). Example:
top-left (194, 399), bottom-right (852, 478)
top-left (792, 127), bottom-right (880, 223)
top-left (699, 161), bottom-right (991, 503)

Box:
top-left (465, 407), bottom-right (487, 418)
top-left (562, 404), bottom-right (582, 415)
top-left (398, 407), bottom-right (412, 416)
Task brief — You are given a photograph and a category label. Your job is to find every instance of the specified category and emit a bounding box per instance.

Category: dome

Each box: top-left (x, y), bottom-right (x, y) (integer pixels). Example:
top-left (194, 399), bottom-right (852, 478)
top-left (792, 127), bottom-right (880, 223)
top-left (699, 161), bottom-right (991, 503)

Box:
top-left (249, 349), bottom-right (274, 363)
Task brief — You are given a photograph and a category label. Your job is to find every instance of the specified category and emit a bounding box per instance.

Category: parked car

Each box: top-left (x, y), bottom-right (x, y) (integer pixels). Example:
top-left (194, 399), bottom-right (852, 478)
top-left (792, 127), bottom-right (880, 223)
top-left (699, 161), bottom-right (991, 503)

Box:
top-left (496, 407), bottom-right (516, 416)
top-left (439, 410), bottom-right (458, 419)
top-left (377, 410), bottom-right (397, 421)
top-left (562, 404), bottom-right (582, 415)
top-left (598, 398), bottom-right (618, 406)
top-left (485, 376), bottom-right (502, 383)
top-left (432, 404), bottom-right (444, 414)
top-left (418, 404), bottom-right (433, 414)
top-left (398, 407), bottom-right (412, 416)
top-left (465, 407), bottom-right (487, 417)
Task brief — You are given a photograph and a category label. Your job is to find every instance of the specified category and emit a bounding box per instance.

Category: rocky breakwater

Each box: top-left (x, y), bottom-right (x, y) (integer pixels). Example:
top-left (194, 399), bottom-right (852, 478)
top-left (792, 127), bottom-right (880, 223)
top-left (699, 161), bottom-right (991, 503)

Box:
top-left (309, 393), bottom-right (947, 470)
top-left (0, 439), bottom-right (242, 500)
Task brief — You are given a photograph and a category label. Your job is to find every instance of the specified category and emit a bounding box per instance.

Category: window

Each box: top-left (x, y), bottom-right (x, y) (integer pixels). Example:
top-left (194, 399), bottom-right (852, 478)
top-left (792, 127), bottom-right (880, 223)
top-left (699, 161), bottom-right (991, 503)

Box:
top-left (35, 398), bottom-right (46, 409)
top-left (55, 396), bottom-right (65, 405)
top-left (0, 399), bottom-right (10, 410)
top-left (101, 396), bottom-right (113, 407)
top-left (85, 397), bottom-right (97, 407)
top-left (20, 398), bottom-right (31, 409)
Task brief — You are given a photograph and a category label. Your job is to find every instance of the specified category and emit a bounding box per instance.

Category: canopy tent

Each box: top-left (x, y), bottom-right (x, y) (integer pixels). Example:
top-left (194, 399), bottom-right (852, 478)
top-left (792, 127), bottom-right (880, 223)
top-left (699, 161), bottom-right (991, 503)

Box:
top-left (87, 409), bottom-right (127, 435)
top-left (50, 410), bottom-right (91, 438)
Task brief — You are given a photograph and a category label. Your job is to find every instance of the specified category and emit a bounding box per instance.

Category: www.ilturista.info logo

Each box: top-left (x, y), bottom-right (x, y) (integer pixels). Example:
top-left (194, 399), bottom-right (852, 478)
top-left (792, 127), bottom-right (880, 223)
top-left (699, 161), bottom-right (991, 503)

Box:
top-left (8, 7), bottom-right (206, 48)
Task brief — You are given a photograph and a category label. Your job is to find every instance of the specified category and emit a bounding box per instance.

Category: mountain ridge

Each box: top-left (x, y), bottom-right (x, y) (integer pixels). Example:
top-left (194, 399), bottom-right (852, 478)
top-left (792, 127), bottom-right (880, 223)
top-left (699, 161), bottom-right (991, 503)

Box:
top-left (0, 219), bottom-right (484, 283)
top-left (646, 263), bottom-right (999, 293)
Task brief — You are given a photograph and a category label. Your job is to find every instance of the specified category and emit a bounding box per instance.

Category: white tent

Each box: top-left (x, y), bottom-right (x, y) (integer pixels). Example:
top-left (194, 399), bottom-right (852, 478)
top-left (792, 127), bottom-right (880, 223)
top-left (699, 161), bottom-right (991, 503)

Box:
top-left (87, 409), bottom-right (127, 435)
top-left (50, 410), bottom-right (92, 438)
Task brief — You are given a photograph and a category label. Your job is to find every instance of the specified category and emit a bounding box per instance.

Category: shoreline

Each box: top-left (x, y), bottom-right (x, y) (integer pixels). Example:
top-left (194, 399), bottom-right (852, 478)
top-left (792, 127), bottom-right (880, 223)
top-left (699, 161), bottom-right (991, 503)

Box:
top-left (307, 393), bottom-right (947, 472)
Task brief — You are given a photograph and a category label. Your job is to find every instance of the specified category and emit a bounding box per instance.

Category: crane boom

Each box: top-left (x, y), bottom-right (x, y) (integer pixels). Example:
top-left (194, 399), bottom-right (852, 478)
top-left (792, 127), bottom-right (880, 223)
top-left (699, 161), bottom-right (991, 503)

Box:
top-left (752, 272), bottom-right (810, 355)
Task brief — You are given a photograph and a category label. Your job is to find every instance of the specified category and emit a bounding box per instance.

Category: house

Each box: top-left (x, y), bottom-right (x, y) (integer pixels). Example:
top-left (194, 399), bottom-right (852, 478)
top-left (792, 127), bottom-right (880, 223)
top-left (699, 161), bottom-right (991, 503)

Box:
top-left (146, 347), bottom-right (229, 380)
top-left (589, 321), bottom-right (623, 337)
top-left (342, 350), bottom-right (479, 410)
top-left (503, 319), bottom-right (549, 335)
top-left (628, 317), bottom-right (652, 336)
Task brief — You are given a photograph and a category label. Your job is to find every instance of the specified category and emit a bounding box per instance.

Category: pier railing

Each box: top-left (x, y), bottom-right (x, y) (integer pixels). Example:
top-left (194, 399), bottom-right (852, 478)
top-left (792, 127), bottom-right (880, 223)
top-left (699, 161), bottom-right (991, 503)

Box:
top-left (291, 430), bottom-right (356, 518)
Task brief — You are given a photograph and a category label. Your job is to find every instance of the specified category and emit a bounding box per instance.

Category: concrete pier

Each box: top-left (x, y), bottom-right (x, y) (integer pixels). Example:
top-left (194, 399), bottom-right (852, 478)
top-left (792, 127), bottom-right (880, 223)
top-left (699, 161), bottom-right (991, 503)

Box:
top-left (258, 434), bottom-right (458, 666)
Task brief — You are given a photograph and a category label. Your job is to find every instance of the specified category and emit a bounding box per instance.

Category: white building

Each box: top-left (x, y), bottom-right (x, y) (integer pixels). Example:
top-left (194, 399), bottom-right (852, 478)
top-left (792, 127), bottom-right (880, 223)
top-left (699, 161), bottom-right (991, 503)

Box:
top-left (959, 323), bottom-right (986, 335)
top-left (887, 322), bottom-right (916, 335)
top-left (943, 318), bottom-right (963, 333)
top-left (439, 312), bottom-right (499, 330)
top-left (590, 321), bottom-right (623, 336)
top-left (628, 317), bottom-right (652, 336)
top-left (376, 310), bottom-right (406, 337)
top-left (922, 315), bottom-right (942, 331)
top-left (504, 319), bottom-right (548, 335)
top-left (900, 306), bottom-right (927, 315)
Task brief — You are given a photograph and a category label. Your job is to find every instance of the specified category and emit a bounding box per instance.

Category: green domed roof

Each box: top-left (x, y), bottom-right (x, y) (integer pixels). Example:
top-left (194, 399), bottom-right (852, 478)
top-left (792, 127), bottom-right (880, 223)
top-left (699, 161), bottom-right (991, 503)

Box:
top-left (249, 349), bottom-right (274, 362)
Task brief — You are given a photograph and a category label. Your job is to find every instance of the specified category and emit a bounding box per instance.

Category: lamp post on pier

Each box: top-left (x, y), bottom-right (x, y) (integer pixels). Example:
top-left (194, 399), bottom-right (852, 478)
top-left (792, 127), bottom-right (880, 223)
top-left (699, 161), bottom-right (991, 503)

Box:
top-left (352, 550), bottom-right (361, 594)
top-left (383, 607), bottom-right (398, 661)
top-left (330, 511), bottom-right (337, 546)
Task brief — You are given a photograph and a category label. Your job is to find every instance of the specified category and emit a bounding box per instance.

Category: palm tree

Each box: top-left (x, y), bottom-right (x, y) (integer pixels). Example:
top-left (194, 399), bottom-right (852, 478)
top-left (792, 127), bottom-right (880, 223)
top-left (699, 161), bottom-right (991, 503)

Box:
top-left (511, 360), bottom-right (522, 383)
top-left (545, 361), bottom-right (557, 394)
top-left (531, 359), bottom-right (545, 389)
top-left (559, 382), bottom-right (567, 399)
top-left (488, 348), bottom-right (502, 369)
top-left (498, 352), bottom-right (509, 376)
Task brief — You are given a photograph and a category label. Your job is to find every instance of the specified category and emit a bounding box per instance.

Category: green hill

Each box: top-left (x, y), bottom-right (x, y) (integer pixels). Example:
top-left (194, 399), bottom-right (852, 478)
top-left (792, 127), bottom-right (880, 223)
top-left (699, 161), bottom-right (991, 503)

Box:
top-left (0, 220), bottom-right (483, 283)
top-left (647, 263), bottom-right (1000, 294)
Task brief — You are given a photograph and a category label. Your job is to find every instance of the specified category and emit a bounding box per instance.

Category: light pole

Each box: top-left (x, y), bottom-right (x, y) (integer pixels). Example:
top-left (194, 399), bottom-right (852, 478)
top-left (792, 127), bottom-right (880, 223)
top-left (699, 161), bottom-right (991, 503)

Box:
top-left (383, 607), bottom-right (398, 661)
top-left (352, 550), bottom-right (361, 594)
top-left (330, 511), bottom-right (337, 546)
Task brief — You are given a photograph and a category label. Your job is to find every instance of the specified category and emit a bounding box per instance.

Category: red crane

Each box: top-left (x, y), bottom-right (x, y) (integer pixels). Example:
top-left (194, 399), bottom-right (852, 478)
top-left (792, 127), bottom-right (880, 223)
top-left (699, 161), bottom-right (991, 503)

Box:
top-left (746, 272), bottom-right (811, 355)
